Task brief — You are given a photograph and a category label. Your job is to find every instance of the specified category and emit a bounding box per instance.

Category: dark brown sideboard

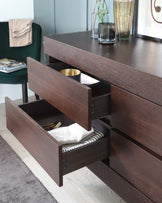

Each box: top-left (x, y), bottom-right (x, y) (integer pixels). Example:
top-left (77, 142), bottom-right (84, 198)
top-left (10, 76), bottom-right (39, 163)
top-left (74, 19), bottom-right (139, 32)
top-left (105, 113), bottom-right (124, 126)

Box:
top-left (6, 31), bottom-right (162, 203)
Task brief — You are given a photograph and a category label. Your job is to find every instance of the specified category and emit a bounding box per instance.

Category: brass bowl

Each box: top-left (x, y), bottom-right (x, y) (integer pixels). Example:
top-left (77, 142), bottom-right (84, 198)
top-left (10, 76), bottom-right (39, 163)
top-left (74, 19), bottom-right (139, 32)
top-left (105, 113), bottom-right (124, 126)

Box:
top-left (60, 69), bottom-right (81, 82)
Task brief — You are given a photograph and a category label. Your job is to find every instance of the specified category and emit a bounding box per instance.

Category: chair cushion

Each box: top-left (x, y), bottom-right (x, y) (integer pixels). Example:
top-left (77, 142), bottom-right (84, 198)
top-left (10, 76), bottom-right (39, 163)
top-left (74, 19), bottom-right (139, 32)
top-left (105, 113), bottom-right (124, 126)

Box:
top-left (0, 68), bottom-right (27, 84)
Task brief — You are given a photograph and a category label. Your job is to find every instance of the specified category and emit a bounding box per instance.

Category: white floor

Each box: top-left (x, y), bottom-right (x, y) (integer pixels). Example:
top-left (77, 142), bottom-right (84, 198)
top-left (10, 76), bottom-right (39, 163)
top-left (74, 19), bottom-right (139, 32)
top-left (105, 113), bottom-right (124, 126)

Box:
top-left (0, 97), bottom-right (125, 203)
top-left (0, 84), bottom-right (34, 103)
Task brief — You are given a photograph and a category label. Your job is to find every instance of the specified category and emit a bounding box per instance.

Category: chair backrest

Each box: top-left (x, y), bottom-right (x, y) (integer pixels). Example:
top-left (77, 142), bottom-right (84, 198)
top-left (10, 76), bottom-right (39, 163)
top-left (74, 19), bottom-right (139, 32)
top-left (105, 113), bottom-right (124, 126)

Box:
top-left (0, 22), bottom-right (42, 63)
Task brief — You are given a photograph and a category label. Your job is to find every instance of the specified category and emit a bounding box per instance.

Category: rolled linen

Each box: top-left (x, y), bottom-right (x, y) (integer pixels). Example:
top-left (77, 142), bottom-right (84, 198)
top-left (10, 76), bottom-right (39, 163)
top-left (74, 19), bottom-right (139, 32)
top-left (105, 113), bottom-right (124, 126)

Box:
top-left (48, 123), bottom-right (94, 145)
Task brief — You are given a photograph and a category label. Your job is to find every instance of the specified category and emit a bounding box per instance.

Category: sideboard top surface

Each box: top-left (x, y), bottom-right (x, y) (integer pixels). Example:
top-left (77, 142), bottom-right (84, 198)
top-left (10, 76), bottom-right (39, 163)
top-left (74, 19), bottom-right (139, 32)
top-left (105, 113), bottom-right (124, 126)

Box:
top-left (48, 31), bottom-right (162, 78)
top-left (45, 32), bottom-right (162, 106)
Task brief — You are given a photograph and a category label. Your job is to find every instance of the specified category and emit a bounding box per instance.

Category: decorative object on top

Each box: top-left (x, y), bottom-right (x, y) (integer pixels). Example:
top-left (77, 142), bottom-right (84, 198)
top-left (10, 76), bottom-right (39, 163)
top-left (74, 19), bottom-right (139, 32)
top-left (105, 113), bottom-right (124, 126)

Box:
top-left (98, 21), bottom-right (116, 44)
top-left (113, 0), bottom-right (135, 40)
top-left (91, 0), bottom-right (109, 38)
top-left (91, 0), bottom-right (116, 44)
top-left (134, 0), bottom-right (162, 41)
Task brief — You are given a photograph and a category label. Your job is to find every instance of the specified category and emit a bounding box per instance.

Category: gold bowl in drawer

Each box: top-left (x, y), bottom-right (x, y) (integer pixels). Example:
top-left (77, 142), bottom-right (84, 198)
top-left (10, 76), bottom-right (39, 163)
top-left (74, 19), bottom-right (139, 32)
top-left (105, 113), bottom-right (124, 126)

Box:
top-left (60, 68), bottom-right (81, 82)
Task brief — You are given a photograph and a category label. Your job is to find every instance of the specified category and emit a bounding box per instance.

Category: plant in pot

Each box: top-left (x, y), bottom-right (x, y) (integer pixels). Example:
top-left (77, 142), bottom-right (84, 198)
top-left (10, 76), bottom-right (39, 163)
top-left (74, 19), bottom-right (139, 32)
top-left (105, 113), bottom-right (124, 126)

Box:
top-left (97, 1), bottom-right (116, 44)
top-left (91, 0), bottom-right (109, 38)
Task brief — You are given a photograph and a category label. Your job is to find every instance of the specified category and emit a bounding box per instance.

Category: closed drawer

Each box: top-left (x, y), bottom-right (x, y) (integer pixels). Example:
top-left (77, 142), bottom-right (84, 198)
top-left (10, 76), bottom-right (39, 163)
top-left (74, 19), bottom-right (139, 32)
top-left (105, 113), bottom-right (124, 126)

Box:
top-left (110, 131), bottom-right (162, 203)
top-left (111, 85), bottom-right (162, 157)
top-left (27, 58), bottom-right (110, 131)
top-left (5, 98), bottom-right (109, 187)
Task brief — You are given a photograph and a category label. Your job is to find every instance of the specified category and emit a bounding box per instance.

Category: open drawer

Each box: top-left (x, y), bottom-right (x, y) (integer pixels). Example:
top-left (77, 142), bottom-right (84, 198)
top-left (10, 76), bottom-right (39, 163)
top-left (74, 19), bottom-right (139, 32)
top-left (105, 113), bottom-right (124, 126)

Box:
top-left (27, 58), bottom-right (110, 130)
top-left (5, 98), bottom-right (109, 186)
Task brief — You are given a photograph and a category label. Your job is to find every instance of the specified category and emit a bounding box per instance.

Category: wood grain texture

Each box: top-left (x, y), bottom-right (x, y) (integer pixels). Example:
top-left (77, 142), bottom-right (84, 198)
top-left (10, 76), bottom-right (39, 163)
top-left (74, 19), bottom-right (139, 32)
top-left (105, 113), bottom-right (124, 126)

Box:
top-left (27, 58), bottom-right (110, 130)
top-left (5, 97), bottom-right (63, 186)
top-left (88, 161), bottom-right (153, 203)
top-left (46, 32), bottom-right (162, 78)
top-left (19, 99), bottom-right (62, 118)
top-left (92, 94), bottom-right (110, 119)
top-left (27, 57), bottom-right (92, 130)
top-left (111, 85), bottom-right (162, 157)
top-left (62, 118), bottom-right (110, 175)
top-left (1, 99), bottom-right (124, 203)
top-left (44, 33), bottom-right (162, 106)
top-left (6, 98), bottom-right (110, 187)
top-left (110, 131), bottom-right (162, 203)
top-left (63, 136), bottom-right (109, 175)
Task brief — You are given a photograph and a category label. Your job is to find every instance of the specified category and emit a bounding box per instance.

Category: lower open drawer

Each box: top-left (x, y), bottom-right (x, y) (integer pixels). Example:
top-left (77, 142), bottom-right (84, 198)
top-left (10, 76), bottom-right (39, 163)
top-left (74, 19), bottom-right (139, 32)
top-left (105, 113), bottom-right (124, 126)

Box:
top-left (5, 98), bottom-right (109, 186)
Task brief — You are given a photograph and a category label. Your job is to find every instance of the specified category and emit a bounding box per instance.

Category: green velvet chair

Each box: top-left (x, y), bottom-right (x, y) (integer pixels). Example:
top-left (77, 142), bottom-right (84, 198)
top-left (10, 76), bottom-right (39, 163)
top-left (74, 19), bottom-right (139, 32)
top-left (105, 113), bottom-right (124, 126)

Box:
top-left (0, 22), bottom-right (42, 103)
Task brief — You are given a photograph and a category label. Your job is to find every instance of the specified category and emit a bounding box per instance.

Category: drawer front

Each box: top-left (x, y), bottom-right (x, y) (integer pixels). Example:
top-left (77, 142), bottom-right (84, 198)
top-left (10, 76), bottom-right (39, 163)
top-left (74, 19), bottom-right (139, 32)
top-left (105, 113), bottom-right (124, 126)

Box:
top-left (27, 58), bottom-right (91, 130)
top-left (111, 85), bottom-right (162, 157)
top-left (110, 131), bottom-right (162, 203)
top-left (88, 161), bottom-right (153, 203)
top-left (28, 58), bottom-right (110, 130)
top-left (5, 97), bottom-right (63, 186)
top-left (6, 98), bottom-right (109, 187)
top-left (63, 119), bottom-right (110, 175)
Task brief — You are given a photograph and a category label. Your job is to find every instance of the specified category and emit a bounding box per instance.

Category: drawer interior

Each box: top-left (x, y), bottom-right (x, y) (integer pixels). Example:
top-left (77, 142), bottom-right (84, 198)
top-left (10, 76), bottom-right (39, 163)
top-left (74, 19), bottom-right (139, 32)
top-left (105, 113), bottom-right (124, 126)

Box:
top-left (19, 99), bottom-right (109, 152)
top-left (49, 61), bottom-right (110, 94)
top-left (49, 61), bottom-right (111, 120)
top-left (11, 99), bottom-right (109, 185)
top-left (20, 99), bottom-right (74, 129)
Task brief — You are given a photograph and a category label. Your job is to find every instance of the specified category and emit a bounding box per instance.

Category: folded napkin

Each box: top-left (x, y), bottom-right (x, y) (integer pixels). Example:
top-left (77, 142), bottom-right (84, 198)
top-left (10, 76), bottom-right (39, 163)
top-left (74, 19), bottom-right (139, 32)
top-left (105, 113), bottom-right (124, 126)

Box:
top-left (9, 19), bottom-right (33, 47)
top-left (48, 123), bottom-right (94, 145)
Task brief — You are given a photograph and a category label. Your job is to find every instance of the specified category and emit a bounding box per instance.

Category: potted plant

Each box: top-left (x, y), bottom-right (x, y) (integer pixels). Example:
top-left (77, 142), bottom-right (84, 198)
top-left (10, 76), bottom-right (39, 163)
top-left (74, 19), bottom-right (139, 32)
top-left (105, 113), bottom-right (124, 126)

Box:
top-left (98, 1), bottom-right (116, 44)
top-left (97, 0), bottom-right (108, 23)
top-left (91, 0), bottom-right (116, 44)
top-left (91, 0), bottom-right (108, 38)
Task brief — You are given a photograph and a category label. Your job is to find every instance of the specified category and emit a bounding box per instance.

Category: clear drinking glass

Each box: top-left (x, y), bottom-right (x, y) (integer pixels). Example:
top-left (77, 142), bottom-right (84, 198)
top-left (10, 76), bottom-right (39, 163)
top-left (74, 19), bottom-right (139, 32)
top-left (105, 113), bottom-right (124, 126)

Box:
top-left (113, 0), bottom-right (135, 40)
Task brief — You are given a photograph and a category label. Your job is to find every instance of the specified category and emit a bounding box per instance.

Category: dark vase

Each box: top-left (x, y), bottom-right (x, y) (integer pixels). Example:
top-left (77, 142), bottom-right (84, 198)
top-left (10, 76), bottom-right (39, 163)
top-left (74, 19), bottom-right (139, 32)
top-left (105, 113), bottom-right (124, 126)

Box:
top-left (98, 22), bottom-right (116, 44)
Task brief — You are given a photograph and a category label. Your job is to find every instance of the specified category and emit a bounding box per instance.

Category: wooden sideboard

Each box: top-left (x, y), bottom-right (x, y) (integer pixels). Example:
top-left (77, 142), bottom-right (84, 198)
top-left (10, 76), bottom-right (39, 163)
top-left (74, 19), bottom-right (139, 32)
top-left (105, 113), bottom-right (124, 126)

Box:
top-left (6, 31), bottom-right (162, 202)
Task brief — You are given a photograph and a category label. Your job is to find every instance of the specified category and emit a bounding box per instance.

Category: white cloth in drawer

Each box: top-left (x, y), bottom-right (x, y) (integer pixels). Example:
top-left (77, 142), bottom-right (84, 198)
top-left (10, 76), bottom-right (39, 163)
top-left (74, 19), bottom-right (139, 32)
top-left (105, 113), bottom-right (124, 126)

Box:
top-left (48, 123), bottom-right (94, 145)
